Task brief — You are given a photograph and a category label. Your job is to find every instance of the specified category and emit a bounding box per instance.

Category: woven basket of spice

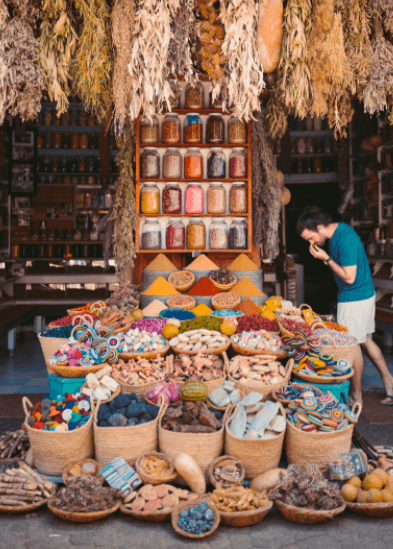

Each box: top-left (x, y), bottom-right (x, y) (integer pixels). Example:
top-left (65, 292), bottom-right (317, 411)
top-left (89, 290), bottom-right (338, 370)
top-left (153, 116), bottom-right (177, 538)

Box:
top-left (134, 451), bottom-right (177, 485)
top-left (168, 271), bottom-right (195, 293)
top-left (167, 295), bottom-right (196, 310)
top-left (209, 268), bottom-right (237, 292)
top-left (212, 292), bottom-right (241, 311)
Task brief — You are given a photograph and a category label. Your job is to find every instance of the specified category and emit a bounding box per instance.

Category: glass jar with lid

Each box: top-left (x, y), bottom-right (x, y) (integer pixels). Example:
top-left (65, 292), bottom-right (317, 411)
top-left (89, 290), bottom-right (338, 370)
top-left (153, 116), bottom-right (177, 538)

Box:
top-left (207, 148), bottom-right (226, 179)
top-left (166, 218), bottom-right (185, 249)
top-left (140, 148), bottom-right (160, 178)
top-left (229, 218), bottom-right (248, 249)
top-left (162, 113), bottom-right (181, 144)
top-left (229, 182), bottom-right (247, 213)
top-left (207, 182), bottom-right (226, 214)
top-left (163, 148), bottom-right (182, 179)
top-left (206, 114), bottom-right (224, 144)
top-left (185, 81), bottom-right (204, 109)
top-left (141, 218), bottom-right (162, 249)
top-left (169, 80), bottom-right (181, 109)
top-left (140, 183), bottom-right (160, 214)
top-left (184, 113), bottom-right (202, 144)
top-left (162, 182), bottom-right (182, 214)
top-left (229, 147), bottom-right (247, 178)
top-left (209, 218), bottom-right (229, 249)
top-left (184, 148), bottom-right (203, 179)
top-left (187, 218), bottom-right (206, 250)
top-left (185, 183), bottom-right (204, 214)
top-left (228, 115), bottom-right (247, 144)
top-left (141, 115), bottom-right (159, 144)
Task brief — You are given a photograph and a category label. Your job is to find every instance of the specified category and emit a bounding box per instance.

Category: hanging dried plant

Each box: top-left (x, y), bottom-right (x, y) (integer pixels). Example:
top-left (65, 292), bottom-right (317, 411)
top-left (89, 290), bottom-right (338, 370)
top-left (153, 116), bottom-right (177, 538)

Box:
top-left (112, 121), bottom-right (138, 283)
top-left (0, 0), bottom-right (10, 124)
top-left (196, 0), bottom-right (225, 82)
top-left (251, 110), bottom-right (281, 261)
top-left (128, 0), bottom-right (180, 121)
top-left (168, 0), bottom-right (196, 82)
top-left (112, 0), bottom-right (135, 134)
top-left (372, 0), bottom-right (393, 36)
top-left (0, 0), bottom-right (43, 121)
top-left (72, 0), bottom-right (112, 120)
top-left (97, 209), bottom-right (114, 267)
top-left (39, 0), bottom-right (77, 117)
top-left (265, 0), bottom-right (311, 139)
top-left (363, 20), bottom-right (393, 115)
top-left (218, 0), bottom-right (265, 121)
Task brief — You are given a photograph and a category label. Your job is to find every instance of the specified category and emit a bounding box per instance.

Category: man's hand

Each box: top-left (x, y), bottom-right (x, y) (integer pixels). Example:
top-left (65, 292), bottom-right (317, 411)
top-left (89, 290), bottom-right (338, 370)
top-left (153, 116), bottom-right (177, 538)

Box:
top-left (309, 243), bottom-right (330, 262)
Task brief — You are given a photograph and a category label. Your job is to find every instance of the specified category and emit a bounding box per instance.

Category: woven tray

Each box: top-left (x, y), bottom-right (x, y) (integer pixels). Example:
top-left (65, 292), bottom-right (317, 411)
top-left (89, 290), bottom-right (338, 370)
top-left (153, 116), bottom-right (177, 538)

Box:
top-left (171, 500), bottom-right (220, 539)
top-left (293, 369), bottom-right (354, 384)
top-left (168, 271), bottom-right (195, 293)
top-left (231, 339), bottom-right (287, 360)
top-left (47, 501), bottom-right (121, 523)
top-left (62, 459), bottom-right (103, 485)
top-left (209, 274), bottom-right (237, 292)
top-left (134, 451), bottom-right (177, 485)
top-left (120, 503), bottom-right (172, 523)
top-left (207, 455), bottom-right (245, 488)
top-left (166, 296), bottom-right (196, 310)
top-left (0, 498), bottom-right (49, 514)
top-left (170, 336), bottom-right (231, 356)
top-left (272, 382), bottom-right (324, 405)
top-left (275, 500), bottom-right (346, 524)
top-left (119, 344), bottom-right (169, 361)
top-left (346, 500), bottom-right (393, 518)
top-left (46, 362), bottom-right (109, 378)
top-left (215, 501), bottom-right (272, 527)
top-left (212, 293), bottom-right (241, 311)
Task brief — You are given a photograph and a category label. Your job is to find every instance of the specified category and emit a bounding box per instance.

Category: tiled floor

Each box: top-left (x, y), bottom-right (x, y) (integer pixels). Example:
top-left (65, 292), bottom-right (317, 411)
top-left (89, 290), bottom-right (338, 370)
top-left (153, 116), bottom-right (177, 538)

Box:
top-left (0, 332), bottom-right (392, 396)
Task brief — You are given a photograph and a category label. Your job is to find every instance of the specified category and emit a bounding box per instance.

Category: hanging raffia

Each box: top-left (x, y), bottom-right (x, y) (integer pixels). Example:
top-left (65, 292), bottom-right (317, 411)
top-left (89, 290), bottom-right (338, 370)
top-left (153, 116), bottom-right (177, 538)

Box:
top-left (112, 121), bottom-right (138, 283)
top-left (39, 0), bottom-right (77, 117)
top-left (72, 0), bottom-right (112, 120)
top-left (112, 0), bottom-right (135, 134)
top-left (372, 0), bottom-right (393, 35)
top-left (218, 0), bottom-right (265, 121)
top-left (128, 0), bottom-right (180, 121)
top-left (251, 111), bottom-right (281, 261)
top-left (168, 0), bottom-right (196, 83)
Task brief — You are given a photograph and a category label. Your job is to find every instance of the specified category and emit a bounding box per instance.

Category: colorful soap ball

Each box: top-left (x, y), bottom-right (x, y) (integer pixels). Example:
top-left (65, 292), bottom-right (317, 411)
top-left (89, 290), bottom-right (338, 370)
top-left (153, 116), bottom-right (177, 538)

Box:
top-left (28, 393), bottom-right (91, 432)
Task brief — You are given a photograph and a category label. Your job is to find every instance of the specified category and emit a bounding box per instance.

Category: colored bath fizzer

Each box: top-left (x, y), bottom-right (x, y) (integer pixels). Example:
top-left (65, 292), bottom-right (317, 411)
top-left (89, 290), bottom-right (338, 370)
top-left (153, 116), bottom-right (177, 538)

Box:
top-left (235, 299), bottom-right (262, 316)
top-left (142, 277), bottom-right (179, 296)
top-left (187, 277), bottom-right (221, 296)
top-left (144, 254), bottom-right (178, 272)
top-left (227, 254), bottom-right (259, 271)
top-left (187, 254), bottom-right (219, 271)
top-left (142, 300), bottom-right (168, 317)
top-left (231, 277), bottom-right (265, 297)
top-left (191, 304), bottom-right (213, 316)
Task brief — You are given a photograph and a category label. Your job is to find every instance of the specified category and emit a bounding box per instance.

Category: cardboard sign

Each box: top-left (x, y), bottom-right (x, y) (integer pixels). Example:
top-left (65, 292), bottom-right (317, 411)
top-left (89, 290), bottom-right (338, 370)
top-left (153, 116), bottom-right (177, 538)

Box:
top-left (266, 297), bottom-right (282, 311)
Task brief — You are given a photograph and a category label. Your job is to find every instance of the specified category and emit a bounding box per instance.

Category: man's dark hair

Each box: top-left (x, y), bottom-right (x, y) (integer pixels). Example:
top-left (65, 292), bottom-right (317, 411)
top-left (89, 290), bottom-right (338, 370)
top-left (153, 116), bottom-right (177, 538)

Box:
top-left (296, 206), bottom-right (332, 235)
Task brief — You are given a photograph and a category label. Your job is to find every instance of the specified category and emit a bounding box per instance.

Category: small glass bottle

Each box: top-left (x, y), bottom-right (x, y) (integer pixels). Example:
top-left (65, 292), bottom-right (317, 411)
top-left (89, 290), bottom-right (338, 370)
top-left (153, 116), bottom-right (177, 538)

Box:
top-left (79, 133), bottom-right (89, 149)
top-left (140, 183), bottom-right (160, 214)
top-left (162, 183), bottom-right (182, 214)
top-left (187, 218), bottom-right (206, 250)
top-left (163, 148), bottom-right (182, 179)
top-left (229, 219), bottom-right (248, 249)
top-left (141, 218), bottom-right (162, 249)
top-left (166, 218), bottom-right (185, 249)
top-left (306, 137), bottom-right (314, 154)
top-left (44, 132), bottom-right (53, 149)
top-left (140, 115), bottom-right (159, 144)
top-left (162, 113), bottom-right (181, 144)
top-left (53, 132), bottom-right (62, 149)
top-left (207, 148), bottom-right (226, 179)
top-left (314, 157), bottom-right (323, 173)
top-left (206, 114), bottom-right (224, 144)
top-left (89, 133), bottom-right (98, 149)
top-left (229, 148), bottom-right (247, 178)
top-left (78, 156), bottom-right (87, 173)
top-left (37, 132), bottom-right (44, 149)
top-left (140, 148), bottom-right (160, 178)
top-left (209, 218), bottom-right (229, 249)
top-left (184, 113), bottom-right (202, 144)
top-left (71, 133), bottom-right (79, 149)
top-left (184, 148), bottom-right (203, 179)
top-left (44, 110), bottom-right (53, 126)
top-left (228, 115), bottom-right (247, 144)
top-left (185, 81), bottom-right (204, 109)
top-left (63, 132), bottom-right (71, 149)
top-left (229, 182), bottom-right (247, 213)
top-left (185, 183), bottom-right (204, 214)
top-left (207, 182), bottom-right (226, 214)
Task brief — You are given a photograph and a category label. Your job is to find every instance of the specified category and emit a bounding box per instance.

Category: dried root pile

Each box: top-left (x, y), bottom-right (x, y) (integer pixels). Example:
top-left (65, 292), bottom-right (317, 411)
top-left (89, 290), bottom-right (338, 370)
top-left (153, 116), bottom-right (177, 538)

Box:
top-left (0, 462), bottom-right (56, 507)
top-left (0, 430), bottom-right (30, 460)
top-left (50, 476), bottom-right (119, 512)
top-left (269, 464), bottom-right (344, 510)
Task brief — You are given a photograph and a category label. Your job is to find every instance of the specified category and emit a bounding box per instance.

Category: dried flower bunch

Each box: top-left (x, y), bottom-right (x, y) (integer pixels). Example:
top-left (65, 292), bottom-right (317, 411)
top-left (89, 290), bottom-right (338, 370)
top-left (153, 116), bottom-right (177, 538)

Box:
top-left (372, 0), bottom-right (393, 35)
top-left (168, 0), bottom-right (196, 83)
top-left (128, 0), bottom-right (180, 121)
top-left (0, 0), bottom-right (43, 121)
top-left (39, 0), bottom-right (77, 117)
top-left (112, 0), bottom-right (135, 134)
top-left (196, 0), bottom-right (225, 81)
top-left (218, 0), bottom-right (265, 121)
top-left (72, 0), bottom-right (112, 120)
top-left (112, 121), bottom-right (138, 283)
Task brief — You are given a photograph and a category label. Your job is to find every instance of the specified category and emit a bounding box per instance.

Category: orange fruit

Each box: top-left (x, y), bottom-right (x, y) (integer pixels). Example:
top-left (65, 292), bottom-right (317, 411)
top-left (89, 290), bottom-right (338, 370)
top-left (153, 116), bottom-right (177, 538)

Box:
top-left (372, 468), bottom-right (388, 487)
top-left (341, 484), bottom-right (358, 502)
top-left (357, 490), bottom-right (368, 503)
top-left (362, 473), bottom-right (383, 491)
top-left (345, 476), bottom-right (362, 489)
top-left (366, 489), bottom-right (383, 503)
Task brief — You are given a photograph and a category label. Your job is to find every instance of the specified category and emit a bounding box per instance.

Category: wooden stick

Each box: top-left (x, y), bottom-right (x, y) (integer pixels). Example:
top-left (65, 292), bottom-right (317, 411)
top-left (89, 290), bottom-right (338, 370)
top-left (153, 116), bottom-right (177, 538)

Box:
top-left (0, 498), bottom-right (28, 506)
top-left (6, 432), bottom-right (25, 458)
top-left (0, 482), bottom-right (37, 491)
top-left (0, 488), bottom-right (42, 497)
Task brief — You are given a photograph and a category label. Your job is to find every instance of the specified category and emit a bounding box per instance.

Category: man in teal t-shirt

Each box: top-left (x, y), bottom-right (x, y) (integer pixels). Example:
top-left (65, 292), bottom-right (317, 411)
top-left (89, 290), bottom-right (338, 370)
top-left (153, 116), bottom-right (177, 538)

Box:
top-left (296, 206), bottom-right (393, 406)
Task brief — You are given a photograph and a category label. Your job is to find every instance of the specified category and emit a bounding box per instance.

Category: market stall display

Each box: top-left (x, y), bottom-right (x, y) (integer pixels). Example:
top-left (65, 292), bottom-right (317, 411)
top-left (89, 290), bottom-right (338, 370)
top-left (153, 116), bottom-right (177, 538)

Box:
top-left (292, 352), bottom-right (353, 384)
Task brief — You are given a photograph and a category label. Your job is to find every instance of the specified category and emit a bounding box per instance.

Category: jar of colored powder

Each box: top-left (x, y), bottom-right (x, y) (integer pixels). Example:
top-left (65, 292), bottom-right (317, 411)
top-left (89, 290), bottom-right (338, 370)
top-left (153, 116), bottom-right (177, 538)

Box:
top-left (140, 115), bottom-right (159, 144)
top-left (162, 182), bottom-right (182, 214)
top-left (207, 182), bottom-right (226, 214)
top-left (184, 113), bottom-right (202, 144)
top-left (140, 183), bottom-right (160, 214)
top-left (162, 113), bottom-right (181, 144)
top-left (229, 218), bottom-right (248, 249)
top-left (229, 147), bottom-right (247, 178)
top-left (163, 148), bottom-right (182, 179)
top-left (209, 218), bottom-right (228, 249)
top-left (184, 148), bottom-right (203, 179)
top-left (185, 183), bottom-right (204, 214)
top-left (140, 148), bottom-right (160, 178)
top-left (187, 218), bottom-right (206, 250)
top-left (207, 148), bottom-right (226, 179)
top-left (166, 218), bottom-right (185, 249)
top-left (229, 182), bottom-right (247, 213)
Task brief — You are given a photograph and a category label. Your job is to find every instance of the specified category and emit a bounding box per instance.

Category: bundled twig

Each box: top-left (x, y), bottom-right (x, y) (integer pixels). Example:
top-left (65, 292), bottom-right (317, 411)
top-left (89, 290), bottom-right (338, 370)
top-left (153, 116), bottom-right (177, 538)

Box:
top-left (251, 111), bottom-right (281, 261)
top-left (219, 0), bottom-right (265, 121)
top-left (112, 121), bottom-right (137, 283)
top-left (168, 0), bottom-right (196, 83)
top-left (0, 462), bottom-right (56, 507)
top-left (0, 430), bottom-right (29, 460)
top-left (112, 0), bottom-right (135, 134)
top-left (39, 0), bottom-right (77, 117)
top-left (72, 0), bottom-right (112, 120)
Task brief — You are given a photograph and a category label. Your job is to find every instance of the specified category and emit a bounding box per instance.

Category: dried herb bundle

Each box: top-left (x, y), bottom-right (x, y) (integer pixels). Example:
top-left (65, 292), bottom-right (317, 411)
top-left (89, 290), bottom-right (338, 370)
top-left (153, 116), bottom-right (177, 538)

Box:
top-left (112, 0), bottom-right (135, 134)
top-left (0, 0), bottom-right (43, 121)
top-left (196, 0), bottom-right (225, 82)
top-left (72, 0), bottom-right (112, 120)
top-left (112, 121), bottom-right (138, 283)
top-left (251, 110), bottom-right (281, 261)
top-left (372, 0), bottom-right (393, 35)
top-left (0, 0), bottom-right (10, 124)
top-left (219, 0), bottom-right (265, 121)
top-left (128, 0), bottom-right (180, 120)
top-left (168, 0), bottom-right (196, 82)
top-left (39, 0), bottom-right (77, 117)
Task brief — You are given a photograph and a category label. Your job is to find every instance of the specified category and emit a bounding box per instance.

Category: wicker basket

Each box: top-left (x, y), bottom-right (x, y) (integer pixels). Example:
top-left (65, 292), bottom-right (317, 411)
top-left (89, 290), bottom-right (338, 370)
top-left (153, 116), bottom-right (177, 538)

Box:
top-left (93, 397), bottom-right (165, 467)
top-left (22, 396), bottom-right (94, 476)
top-left (80, 384), bottom-right (121, 404)
top-left (212, 293), bottom-right (241, 311)
top-left (227, 358), bottom-right (294, 401)
top-left (285, 403), bottom-right (362, 467)
top-left (209, 274), bottom-right (237, 292)
top-left (272, 382), bottom-right (324, 406)
top-left (46, 362), bottom-right (109, 379)
top-left (120, 503), bottom-right (172, 523)
top-left (168, 271), bottom-right (195, 293)
top-left (316, 334), bottom-right (359, 368)
top-left (119, 344), bottom-right (169, 362)
top-left (231, 340), bottom-right (287, 360)
top-left (62, 459), bottom-right (103, 485)
top-left (0, 499), bottom-right (49, 514)
top-left (213, 501), bottom-right (273, 527)
top-left (166, 296), bottom-right (196, 310)
top-left (47, 501), bottom-right (121, 523)
top-left (166, 353), bottom-right (228, 394)
top-left (134, 451), bottom-right (177, 485)
top-left (293, 369), bottom-right (354, 385)
top-left (275, 500), bottom-right (346, 524)
top-left (38, 334), bottom-right (69, 364)
top-left (207, 455), bottom-right (245, 488)
top-left (346, 501), bottom-right (393, 518)
top-left (170, 335), bottom-right (231, 357)
top-left (159, 403), bottom-right (228, 482)
top-left (171, 500), bottom-right (220, 539)
top-left (224, 403), bottom-right (286, 479)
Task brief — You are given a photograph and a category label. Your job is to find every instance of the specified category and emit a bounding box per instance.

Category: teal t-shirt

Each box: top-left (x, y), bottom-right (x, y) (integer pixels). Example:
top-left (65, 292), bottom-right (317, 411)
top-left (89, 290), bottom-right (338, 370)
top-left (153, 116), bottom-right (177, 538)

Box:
top-left (329, 223), bottom-right (375, 303)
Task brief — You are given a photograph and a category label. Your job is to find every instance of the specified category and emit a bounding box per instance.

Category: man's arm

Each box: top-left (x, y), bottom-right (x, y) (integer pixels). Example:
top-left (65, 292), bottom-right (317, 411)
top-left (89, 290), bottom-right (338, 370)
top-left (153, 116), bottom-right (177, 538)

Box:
top-left (309, 244), bottom-right (357, 284)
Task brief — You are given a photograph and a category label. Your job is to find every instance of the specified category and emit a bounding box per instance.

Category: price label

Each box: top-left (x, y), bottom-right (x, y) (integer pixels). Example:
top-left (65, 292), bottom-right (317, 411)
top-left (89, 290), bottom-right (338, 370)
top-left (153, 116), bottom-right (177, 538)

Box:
top-left (266, 297), bottom-right (282, 310)
top-left (302, 308), bottom-right (314, 323)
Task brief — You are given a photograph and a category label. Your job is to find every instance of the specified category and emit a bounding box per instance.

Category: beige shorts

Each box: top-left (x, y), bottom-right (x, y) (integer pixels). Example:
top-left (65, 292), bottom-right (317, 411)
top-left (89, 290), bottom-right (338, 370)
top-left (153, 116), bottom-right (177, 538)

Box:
top-left (337, 294), bottom-right (375, 344)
